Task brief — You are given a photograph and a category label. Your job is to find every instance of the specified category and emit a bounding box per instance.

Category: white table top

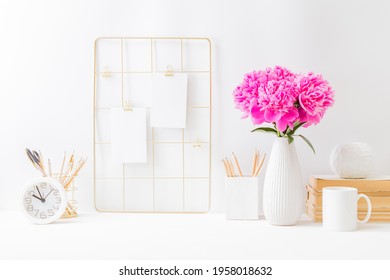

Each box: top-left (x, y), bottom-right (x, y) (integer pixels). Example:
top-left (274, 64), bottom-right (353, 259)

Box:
top-left (1, 211), bottom-right (389, 259)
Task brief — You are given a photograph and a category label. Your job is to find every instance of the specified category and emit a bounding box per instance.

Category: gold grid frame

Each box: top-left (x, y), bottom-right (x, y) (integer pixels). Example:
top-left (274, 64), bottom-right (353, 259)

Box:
top-left (93, 37), bottom-right (212, 213)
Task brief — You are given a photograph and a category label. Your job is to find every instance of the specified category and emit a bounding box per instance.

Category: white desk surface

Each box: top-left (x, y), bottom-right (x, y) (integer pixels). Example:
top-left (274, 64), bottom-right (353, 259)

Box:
top-left (1, 211), bottom-right (389, 260)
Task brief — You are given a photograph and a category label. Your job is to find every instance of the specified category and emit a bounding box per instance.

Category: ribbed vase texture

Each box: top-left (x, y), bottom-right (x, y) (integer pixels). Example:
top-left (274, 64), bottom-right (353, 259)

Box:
top-left (263, 138), bottom-right (304, 225)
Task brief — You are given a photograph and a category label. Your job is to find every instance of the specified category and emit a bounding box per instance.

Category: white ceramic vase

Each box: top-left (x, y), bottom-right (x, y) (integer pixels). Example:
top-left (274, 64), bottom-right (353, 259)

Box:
top-left (263, 137), bottom-right (304, 225)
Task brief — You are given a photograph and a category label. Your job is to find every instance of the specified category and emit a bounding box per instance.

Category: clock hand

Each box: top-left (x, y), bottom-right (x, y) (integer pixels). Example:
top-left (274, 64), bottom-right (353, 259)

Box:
top-left (32, 194), bottom-right (44, 202)
top-left (43, 189), bottom-right (54, 199)
top-left (35, 186), bottom-right (43, 199)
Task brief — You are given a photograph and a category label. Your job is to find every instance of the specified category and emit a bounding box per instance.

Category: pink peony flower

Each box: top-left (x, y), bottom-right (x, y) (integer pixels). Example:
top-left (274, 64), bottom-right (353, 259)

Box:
top-left (233, 70), bottom-right (262, 118)
top-left (254, 66), bottom-right (299, 131)
top-left (234, 66), bottom-right (300, 131)
top-left (233, 66), bottom-right (334, 135)
top-left (297, 72), bottom-right (334, 127)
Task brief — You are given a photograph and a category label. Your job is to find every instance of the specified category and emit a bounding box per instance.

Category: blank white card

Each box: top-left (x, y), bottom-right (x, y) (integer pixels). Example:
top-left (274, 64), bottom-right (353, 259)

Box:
top-left (110, 108), bottom-right (147, 163)
top-left (151, 73), bottom-right (188, 128)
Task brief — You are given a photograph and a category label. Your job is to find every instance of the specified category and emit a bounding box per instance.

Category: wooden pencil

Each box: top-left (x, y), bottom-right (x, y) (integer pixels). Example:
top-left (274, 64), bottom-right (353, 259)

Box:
top-left (63, 159), bottom-right (87, 189)
top-left (62, 152), bottom-right (74, 183)
top-left (254, 154), bottom-right (266, 176)
top-left (224, 159), bottom-right (232, 177)
top-left (251, 149), bottom-right (257, 176)
top-left (59, 152), bottom-right (66, 182)
top-left (232, 152), bottom-right (243, 177)
top-left (225, 158), bottom-right (232, 177)
top-left (226, 158), bottom-right (235, 177)
top-left (38, 150), bottom-right (46, 174)
top-left (222, 160), bottom-right (229, 177)
top-left (228, 159), bottom-right (235, 177)
top-left (48, 159), bottom-right (52, 177)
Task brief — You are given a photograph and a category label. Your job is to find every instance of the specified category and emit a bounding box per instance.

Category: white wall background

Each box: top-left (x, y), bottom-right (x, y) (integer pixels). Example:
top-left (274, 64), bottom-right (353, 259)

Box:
top-left (1, 0), bottom-right (390, 212)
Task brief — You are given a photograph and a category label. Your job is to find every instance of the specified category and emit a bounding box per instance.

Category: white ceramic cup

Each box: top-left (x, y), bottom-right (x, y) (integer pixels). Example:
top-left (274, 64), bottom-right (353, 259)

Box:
top-left (322, 187), bottom-right (372, 231)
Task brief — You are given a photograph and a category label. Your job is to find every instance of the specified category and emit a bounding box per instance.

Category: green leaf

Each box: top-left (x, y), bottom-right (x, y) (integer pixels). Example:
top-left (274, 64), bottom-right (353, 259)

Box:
top-left (251, 127), bottom-right (278, 135)
top-left (272, 123), bottom-right (283, 137)
top-left (292, 122), bottom-right (306, 134)
top-left (297, 134), bottom-right (316, 154)
top-left (287, 134), bottom-right (294, 144)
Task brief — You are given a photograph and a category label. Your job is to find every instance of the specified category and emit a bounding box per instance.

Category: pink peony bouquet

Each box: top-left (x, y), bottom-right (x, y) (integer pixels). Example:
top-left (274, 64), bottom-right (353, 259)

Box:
top-left (233, 66), bottom-right (334, 153)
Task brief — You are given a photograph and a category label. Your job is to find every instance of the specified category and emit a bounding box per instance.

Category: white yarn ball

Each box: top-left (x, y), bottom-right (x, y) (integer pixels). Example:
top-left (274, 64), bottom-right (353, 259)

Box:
top-left (330, 142), bottom-right (374, 179)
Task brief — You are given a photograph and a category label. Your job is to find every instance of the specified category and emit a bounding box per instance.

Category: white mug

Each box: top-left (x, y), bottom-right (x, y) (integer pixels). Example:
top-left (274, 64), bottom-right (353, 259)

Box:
top-left (322, 187), bottom-right (372, 231)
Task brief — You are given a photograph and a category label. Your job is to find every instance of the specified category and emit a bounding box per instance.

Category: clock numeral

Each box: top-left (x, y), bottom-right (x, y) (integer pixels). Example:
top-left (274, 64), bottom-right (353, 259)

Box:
top-left (55, 197), bottom-right (61, 203)
top-left (40, 212), bottom-right (47, 219)
top-left (29, 190), bottom-right (35, 197)
top-left (53, 204), bottom-right (59, 210)
top-left (40, 184), bottom-right (47, 189)
top-left (48, 209), bottom-right (55, 216)
top-left (25, 197), bottom-right (32, 204)
top-left (27, 205), bottom-right (33, 211)
top-left (34, 209), bottom-right (39, 216)
top-left (53, 189), bottom-right (59, 196)
top-left (40, 182), bottom-right (47, 187)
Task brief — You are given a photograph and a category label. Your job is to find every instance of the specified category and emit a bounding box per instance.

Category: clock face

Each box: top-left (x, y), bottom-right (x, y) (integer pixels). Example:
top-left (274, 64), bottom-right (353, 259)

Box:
top-left (22, 177), bottom-right (67, 224)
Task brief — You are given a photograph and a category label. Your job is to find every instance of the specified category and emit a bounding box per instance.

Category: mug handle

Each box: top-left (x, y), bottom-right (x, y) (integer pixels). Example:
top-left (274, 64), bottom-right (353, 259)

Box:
top-left (357, 194), bottom-right (372, 224)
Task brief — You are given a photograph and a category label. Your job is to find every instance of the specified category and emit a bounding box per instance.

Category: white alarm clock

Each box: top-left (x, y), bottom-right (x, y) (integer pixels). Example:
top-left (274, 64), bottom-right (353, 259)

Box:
top-left (22, 177), bottom-right (67, 224)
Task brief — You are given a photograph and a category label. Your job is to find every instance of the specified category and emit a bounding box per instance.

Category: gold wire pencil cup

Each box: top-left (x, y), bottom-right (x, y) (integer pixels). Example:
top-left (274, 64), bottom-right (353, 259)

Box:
top-left (24, 148), bottom-right (86, 219)
top-left (53, 173), bottom-right (78, 218)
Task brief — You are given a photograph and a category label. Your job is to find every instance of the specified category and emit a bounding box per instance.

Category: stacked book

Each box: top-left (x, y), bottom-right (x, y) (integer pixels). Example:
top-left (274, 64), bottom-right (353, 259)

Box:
top-left (306, 175), bottom-right (390, 222)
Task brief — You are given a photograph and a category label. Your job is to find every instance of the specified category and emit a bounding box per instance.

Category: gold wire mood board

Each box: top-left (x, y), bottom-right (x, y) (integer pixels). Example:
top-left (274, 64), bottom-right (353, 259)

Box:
top-left (93, 37), bottom-right (212, 213)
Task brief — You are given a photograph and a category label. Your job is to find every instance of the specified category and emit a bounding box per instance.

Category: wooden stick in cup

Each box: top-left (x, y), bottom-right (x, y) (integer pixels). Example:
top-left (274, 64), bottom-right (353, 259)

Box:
top-left (232, 152), bottom-right (243, 177)
top-left (225, 159), bottom-right (232, 177)
top-left (61, 152), bottom-right (74, 184)
top-left (251, 149), bottom-right (259, 176)
top-left (48, 159), bottom-right (52, 177)
top-left (251, 149), bottom-right (258, 176)
top-left (63, 158), bottom-right (87, 189)
top-left (38, 150), bottom-right (46, 174)
top-left (225, 158), bottom-right (235, 177)
top-left (228, 159), bottom-right (235, 177)
top-left (222, 160), bottom-right (229, 177)
top-left (225, 159), bottom-right (233, 177)
top-left (254, 154), bottom-right (266, 176)
top-left (59, 152), bottom-right (66, 182)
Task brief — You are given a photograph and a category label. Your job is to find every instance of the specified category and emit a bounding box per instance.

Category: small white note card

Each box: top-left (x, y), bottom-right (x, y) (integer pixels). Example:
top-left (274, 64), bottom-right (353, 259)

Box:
top-left (151, 73), bottom-right (188, 128)
top-left (110, 108), bottom-right (147, 163)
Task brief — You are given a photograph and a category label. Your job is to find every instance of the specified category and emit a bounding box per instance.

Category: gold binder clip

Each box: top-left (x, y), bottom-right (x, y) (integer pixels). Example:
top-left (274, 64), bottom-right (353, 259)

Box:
top-left (164, 65), bottom-right (174, 77)
top-left (193, 137), bottom-right (202, 148)
top-left (102, 65), bottom-right (111, 78)
top-left (123, 100), bottom-right (132, 112)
